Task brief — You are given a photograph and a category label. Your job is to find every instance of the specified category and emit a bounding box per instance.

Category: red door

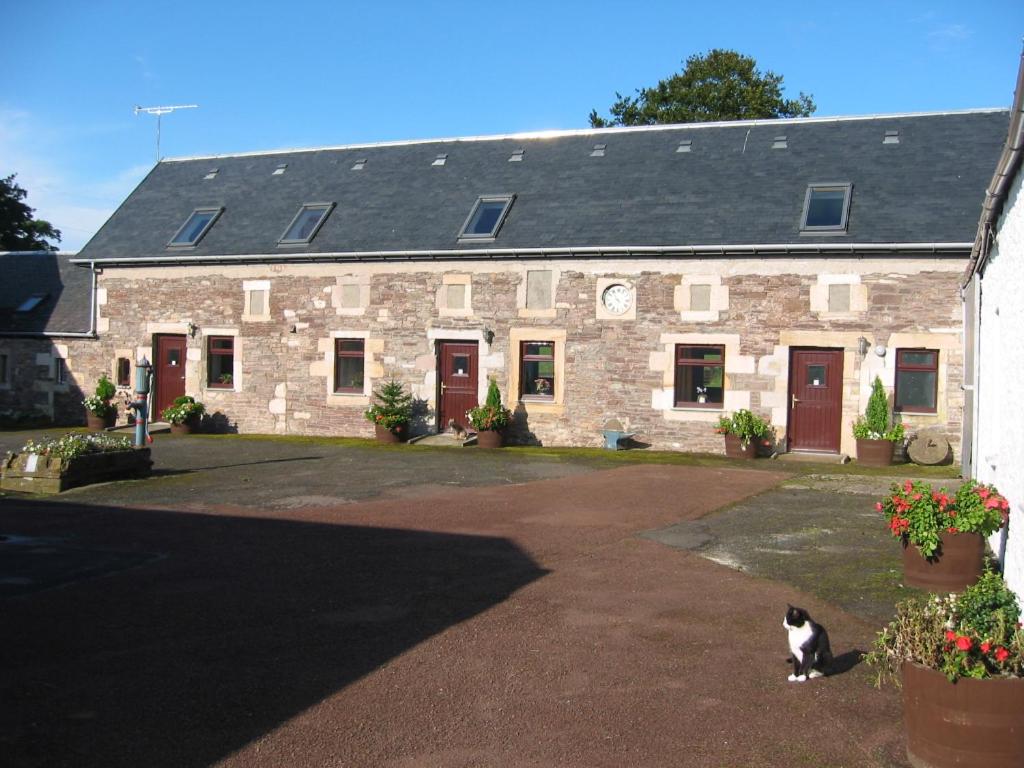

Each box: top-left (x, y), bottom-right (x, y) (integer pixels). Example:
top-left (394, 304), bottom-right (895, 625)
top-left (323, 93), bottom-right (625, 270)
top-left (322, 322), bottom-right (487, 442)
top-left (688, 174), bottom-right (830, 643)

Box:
top-left (154, 334), bottom-right (187, 420)
top-left (438, 342), bottom-right (478, 432)
top-left (788, 348), bottom-right (844, 452)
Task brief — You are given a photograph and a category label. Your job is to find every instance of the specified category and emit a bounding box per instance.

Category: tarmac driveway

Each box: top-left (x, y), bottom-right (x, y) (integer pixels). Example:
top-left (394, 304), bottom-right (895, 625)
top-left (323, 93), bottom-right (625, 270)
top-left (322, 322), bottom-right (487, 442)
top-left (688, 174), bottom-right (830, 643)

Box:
top-left (0, 434), bottom-right (909, 767)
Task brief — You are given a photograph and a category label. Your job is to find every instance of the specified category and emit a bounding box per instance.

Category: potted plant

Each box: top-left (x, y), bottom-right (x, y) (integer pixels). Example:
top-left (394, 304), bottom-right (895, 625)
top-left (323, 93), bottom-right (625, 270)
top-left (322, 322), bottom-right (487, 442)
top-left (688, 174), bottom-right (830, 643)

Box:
top-left (364, 380), bottom-right (412, 443)
top-left (467, 378), bottom-right (513, 448)
top-left (877, 479), bottom-right (1009, 592)
top-left (715, 409), bottom-right (772, 459)
top-left (161, 395), bottom-right (205, 435)
top-left (865, 570), bottom-right (1024, 768)
top-left (83, 375), bottom-right (118, 430)
top-left (852, 376), bottom-right (905, 466)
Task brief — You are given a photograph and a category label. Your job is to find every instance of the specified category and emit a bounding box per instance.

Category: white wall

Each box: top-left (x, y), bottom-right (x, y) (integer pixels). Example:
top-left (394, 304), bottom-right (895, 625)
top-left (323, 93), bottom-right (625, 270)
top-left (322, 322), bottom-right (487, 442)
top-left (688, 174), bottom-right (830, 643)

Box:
top-left (978, 170), bottom-right (1024, 599)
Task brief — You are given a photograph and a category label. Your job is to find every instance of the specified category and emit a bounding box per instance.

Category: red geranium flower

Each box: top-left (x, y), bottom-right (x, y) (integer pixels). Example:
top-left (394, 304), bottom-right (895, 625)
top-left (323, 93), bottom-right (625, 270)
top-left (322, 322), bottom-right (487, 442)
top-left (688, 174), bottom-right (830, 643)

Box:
top-left (875, 502), bottom-right (883, 512)
top-left (955, 635), bottom-right (973, 652)
top-left (948, 527), bottom-right (958, 533)
top-left (981, 642), bottom-right (992, 653)
top-left (995, 647), bottom-right (1010, 662)
top-left (944, 630), bottom-right (956, 641)
top-left (904, 480), bottom-right (913, 494)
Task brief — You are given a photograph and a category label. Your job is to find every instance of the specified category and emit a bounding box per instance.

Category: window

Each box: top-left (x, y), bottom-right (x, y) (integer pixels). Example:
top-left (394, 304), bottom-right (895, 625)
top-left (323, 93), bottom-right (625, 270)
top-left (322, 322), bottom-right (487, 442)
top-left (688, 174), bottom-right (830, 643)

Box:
top-left (0, 353), bottom-right (8, 385)
top-left (458, 195), bottom-right (514, 239)
top-left (674, 345), bottom-right (724, 407)
top-left (55, 357), bottom-right (67, 385)
top-left (248, 289), bottom-right (267, 316)
top-left (520, 341), bottom-right (555, 400)
top-left (800, 184), bottom-right (852, 231)
top-left (895, 349), bottom-right (938, 413)
top-left (243, 280), bottom-right (271, 321)
top-left (279, 203), bottom-right (335, 244)
top-left (116, 357), bottom-right (131, 387)
top-left (689, 284), bottom-right (711, 312)
top-left (827, 283), bottom-right (851, 312)
top-left (168, 208), bottom-right (223, 247)
top-left (16, 294), bottom-right (47, 312)
top-left (334, 339), bottom-right (365, 393)
top-left (526, 270), bottom-right (553, 310)
top-left (207, 337), bottom-right (235, 389)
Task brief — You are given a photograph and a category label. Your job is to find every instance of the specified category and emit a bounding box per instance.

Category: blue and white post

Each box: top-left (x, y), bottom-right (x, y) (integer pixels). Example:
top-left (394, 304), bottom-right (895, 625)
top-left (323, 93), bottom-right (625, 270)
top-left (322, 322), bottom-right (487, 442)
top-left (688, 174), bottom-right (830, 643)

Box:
top-left (128, 357), bottom-right (153, 448)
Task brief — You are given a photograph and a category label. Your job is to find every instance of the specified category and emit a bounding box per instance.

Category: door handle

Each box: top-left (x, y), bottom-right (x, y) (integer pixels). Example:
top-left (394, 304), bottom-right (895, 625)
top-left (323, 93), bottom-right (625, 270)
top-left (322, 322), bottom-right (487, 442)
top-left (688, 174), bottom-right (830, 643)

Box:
top-left (440, 382), bottom-right (447, 393)
top-left (792, 394), bottom-right (800, 407)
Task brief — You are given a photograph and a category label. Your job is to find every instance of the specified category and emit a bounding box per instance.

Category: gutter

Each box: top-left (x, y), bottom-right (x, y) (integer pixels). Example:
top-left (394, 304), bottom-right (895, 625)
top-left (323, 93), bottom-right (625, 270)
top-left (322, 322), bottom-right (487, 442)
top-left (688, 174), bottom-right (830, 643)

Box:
top-left (0, 262), bottom-right (98, 339)
top-left (71, 242), bottom-right (974, 268)
top-left (963, 48), bottom-right (1024, 287)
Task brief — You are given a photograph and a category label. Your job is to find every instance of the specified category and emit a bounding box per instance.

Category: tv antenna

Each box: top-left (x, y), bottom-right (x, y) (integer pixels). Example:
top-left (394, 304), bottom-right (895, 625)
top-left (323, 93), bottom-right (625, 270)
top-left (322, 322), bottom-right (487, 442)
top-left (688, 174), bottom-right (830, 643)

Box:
top-left (133, 104), bottom-right (198, 162)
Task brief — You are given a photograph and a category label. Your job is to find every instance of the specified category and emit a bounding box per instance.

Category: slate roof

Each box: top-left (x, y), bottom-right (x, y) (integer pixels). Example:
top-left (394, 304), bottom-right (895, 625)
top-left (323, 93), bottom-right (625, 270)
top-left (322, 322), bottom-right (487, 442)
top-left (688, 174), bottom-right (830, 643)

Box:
top-left (76, 110), bottom-right (1009, 264)
top-left (0, 252), bottom-right (92, 335)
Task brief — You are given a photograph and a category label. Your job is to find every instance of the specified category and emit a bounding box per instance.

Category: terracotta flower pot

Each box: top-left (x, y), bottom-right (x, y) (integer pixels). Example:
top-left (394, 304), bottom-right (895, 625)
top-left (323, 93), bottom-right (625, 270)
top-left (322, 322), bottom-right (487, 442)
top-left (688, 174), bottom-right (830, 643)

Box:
top-left (85, 412), bottom-right (107, 431)
top-left (374, 423), bottom-right (408, 444)
top-left (856, 437), bottom-right (895, 467)
top-left (902, 661), bottom-right (1024, 768)
top-left (475, 429), bottom-right (504, 449)
top-left (902, 531), bottom-right (984, 593)
top-left (724, 434), bottom-right (756, 459)
top-left (170, 421), bottom-right (194, 435)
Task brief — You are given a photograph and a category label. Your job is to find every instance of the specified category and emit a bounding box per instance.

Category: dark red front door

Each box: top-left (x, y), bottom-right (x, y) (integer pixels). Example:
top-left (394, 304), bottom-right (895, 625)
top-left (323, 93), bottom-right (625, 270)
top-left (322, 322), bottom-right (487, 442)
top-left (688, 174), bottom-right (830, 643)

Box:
top-left (788, 348), bottom-right (844, 452)
top-left (438, 342), bottom-right (478, 432)
top-left (154, 334), bottom-right (187, 419)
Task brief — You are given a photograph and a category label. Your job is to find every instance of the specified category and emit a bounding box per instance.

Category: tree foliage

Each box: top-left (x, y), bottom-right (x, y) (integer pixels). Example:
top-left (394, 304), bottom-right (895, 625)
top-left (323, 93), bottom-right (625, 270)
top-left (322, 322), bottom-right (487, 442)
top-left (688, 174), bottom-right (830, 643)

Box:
top-left (0, 174), bottom-right (61, 251)
top-left (589, 49), bottom-right (816, 128)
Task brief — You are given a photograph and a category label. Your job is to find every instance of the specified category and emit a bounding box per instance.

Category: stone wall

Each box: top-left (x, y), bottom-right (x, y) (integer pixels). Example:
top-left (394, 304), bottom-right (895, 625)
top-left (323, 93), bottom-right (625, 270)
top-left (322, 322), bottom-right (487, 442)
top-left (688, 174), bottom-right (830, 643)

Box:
top-left (0, 337), bottom-right (94, 425)
top-left (80, 257), bottom-right (966, 455)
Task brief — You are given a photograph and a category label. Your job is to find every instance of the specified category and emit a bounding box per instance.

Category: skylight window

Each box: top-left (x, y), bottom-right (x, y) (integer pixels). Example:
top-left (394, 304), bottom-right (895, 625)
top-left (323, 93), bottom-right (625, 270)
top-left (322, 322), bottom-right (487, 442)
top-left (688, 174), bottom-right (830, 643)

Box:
top-left (272, 164), bottom-right (287, 175)
top-left (883, 129), bottom-right (900, 145)
top-left (16, 294), bottom-right (47, 312)
top-left (509, 149), bottom-right (525, 162)
top-left (772, 135), bottom-right (788, 149)
top-left (590, 144), bottom-right (606, 157)
top-left (800, 184), bottom-right (852, 232)
top-left (168, 208), bottom-right (223, 247)
top-left (351, 158), bottom-right (367, 170)
top-left (432, 153), bottom-right (448, 166)
top-left (203, 168), bottom-right (219, 180)
top-left (458, 195), bottom-right (515, 240)
top-left (279, 203), bottom-right (335, 244)
top-left (676, 139), bottom-right (692, 153)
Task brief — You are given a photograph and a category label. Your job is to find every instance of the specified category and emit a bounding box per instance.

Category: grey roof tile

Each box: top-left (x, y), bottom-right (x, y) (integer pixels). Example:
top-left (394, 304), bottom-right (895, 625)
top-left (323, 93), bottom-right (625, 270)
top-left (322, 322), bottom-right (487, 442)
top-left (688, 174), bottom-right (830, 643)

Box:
top-left (0, 252), bottom-right (91, 334)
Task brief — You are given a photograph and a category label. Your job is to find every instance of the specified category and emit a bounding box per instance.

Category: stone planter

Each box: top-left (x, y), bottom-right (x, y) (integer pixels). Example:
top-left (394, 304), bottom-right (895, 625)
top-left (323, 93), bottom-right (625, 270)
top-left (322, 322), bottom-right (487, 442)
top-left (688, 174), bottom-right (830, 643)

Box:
top-left (85, 409), bottom-right (116, 431)
top-left (1, 448), bottom-right (152, 494)
top-left (374, 423), bottom-right (408, 444)
top-left (902, 531), bottom-right (984, 593)
top-left (724, 434), bottom-right (756, 459)
top-left (902, 662), bottom-right (1024, 768)
top-left (856, 437), bottom-right (895, 467)
top-left (475, 429), bottom-right (504, 449)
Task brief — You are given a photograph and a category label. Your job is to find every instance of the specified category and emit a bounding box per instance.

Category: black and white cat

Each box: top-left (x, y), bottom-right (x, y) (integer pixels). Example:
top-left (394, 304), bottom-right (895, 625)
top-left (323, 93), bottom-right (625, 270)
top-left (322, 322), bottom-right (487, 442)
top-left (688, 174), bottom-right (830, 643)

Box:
top-left (782, 605), bottom-right (833, 682)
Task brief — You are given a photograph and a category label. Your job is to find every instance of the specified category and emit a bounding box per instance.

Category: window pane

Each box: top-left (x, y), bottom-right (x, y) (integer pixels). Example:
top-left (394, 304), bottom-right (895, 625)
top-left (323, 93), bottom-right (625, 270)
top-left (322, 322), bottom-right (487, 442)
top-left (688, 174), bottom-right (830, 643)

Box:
top-left (522, 360), bottom-right (554, 397)
top-left (335, 356), bottom-right (364, 391)
top-left (805, 189), bottom-right (846, 227)
top-left (337, 339), bottom-right (364, 354)
top-left (211, 338), bottom-right (234, 352)
top-left (283, 206), bottom-right (329, 241)
top-left (452, 354), bottom-right (469, 376)
top-left (806, 365), bottom-right (826, 387)
top-left (524, 342), bottom-right (553, 358)
top-left (896, 371), bottom-right (936, 410)
top-left (901, 350), bottom-right (936, 367)
top-left (679, 346), bottom-right (722, 363)
top-left (117, 358), bottom-right (131, 387)
top-left (172, 211), bottom-right (215, 244)
top-left (208, 350), bottom-right (233, 386)
top-left (467, 201), bottom-right (506, 235)
top-left (676, 365), bottom-right (724, 404)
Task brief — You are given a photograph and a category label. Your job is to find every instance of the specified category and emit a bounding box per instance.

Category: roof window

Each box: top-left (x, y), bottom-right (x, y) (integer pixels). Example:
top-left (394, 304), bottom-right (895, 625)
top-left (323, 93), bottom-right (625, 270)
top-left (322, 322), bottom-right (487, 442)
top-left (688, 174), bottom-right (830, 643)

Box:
top-left (168, 207), bottom-right (223, 247)
top-left (16, 293), bottom-right (48, 312)
top-left (203, 168), bottom-right (219, 180)
top-left (509, 148), bottom-right (525, 163)
top-left (883, 129), bottom-right (900, 145)
top-left (279, 203), bottom-right (335, 244)
top-left (800, 184), bottom-right (852, 232)
top-left (590, 143), bottom-right (606, 157)
top-left (676, 139), bottom-right (692, 153)
top-left (458, 195), bottom-right (515, 240)
top-left (432, 154), bottom-right (448, 167)
top-left (272, 163), bottom-right (287, 176)
top-left (772, 135), bottom-right (788, 149)
top-left (351, 158), bottom-right (367, 170)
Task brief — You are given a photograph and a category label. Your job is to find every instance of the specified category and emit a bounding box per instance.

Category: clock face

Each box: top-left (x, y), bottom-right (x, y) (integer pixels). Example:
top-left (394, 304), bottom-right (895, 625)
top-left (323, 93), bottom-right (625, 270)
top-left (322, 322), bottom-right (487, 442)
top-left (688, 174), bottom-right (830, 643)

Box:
top-left (601, 283), bottom-right (633, 315)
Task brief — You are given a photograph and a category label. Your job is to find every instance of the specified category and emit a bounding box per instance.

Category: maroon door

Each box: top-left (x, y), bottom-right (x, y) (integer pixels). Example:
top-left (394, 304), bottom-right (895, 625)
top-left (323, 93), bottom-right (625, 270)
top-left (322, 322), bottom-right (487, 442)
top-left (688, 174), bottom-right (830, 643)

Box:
top-left (438, 342), bottom-right (478, 432)
top-left (154, 334), bottom-right (187, 419)
top-left (788, 348), bottom-right (844, 452)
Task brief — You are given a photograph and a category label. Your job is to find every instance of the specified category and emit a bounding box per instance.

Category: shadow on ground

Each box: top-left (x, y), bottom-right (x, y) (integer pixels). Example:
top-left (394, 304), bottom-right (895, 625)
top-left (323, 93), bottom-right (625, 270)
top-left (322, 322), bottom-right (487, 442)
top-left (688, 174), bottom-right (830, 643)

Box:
top-left (0, 497), bottom-right (547, 768)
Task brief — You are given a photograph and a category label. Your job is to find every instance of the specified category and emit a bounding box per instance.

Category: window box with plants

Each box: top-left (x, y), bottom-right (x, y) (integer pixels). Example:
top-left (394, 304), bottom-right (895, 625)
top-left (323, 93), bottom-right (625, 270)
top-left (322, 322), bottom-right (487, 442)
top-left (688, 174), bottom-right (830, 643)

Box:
top-left (467, 378), bottom-right (513, 448)
top-left (364, 380), bottom-right (412, 443)
top-left (161, 396), bottom-right (205, 435)
top-left (83, 374), bottom-right (118, 430)
top-left (866, 570), bottom-right (1024, 768)
top-left (1, 433), bottom-right (151, 493)
top-left (715, 409), bottom-right (772, 459)
top-left (852, 376), bottom-right (905, 466)
top-left (877, 479), bottom-right (1009, 593)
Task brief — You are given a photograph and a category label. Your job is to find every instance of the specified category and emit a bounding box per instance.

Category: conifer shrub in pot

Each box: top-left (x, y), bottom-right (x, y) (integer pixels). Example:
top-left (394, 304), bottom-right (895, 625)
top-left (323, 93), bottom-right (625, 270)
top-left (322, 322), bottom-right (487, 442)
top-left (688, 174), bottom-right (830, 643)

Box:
top-left (714, 409), bottom-right (771, 459)
top-left (852, 376), bottom-right (904, 466)
top-left (865, 570), bottom-right (1024, 768)
top-left (364, 380), bottom-right (412, 443)
top-left (466, 378), bottom-right (512, 448)
top-left (877, 479), bottom-right (1009, 592)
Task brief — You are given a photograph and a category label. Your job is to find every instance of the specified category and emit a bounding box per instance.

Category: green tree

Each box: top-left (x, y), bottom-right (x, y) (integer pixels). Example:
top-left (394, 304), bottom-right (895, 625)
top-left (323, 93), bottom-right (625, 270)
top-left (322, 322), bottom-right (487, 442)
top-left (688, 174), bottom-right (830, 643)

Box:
top-left (589, 49), bottom-right (815, 128)
top-left (0, 174), bottom-right (61, 251)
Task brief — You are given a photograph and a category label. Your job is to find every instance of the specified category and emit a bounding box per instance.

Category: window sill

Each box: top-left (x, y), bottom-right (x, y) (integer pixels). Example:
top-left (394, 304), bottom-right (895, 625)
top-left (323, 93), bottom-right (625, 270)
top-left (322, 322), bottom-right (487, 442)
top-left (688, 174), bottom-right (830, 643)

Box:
top-left (203, 386), bottom-right (238, 394)
top-left (672, 405), bottom-right (724, 412)
top-left (896, 410), bottom-right (938, 416)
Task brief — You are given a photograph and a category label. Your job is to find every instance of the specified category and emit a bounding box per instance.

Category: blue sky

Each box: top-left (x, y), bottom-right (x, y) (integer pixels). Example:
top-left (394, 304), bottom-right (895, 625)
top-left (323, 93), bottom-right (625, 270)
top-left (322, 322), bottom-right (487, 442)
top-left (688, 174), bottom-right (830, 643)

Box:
top-left (4, 1), bottom-right (1023, 250)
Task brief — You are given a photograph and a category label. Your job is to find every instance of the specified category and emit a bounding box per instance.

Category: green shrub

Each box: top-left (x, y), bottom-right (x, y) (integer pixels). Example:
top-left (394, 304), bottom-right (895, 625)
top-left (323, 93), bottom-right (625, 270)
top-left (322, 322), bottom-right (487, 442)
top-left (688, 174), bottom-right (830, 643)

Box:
top-left (364, 380), bottom-right (413, 430)
top-left (852, 376), bottom-right (904, 442)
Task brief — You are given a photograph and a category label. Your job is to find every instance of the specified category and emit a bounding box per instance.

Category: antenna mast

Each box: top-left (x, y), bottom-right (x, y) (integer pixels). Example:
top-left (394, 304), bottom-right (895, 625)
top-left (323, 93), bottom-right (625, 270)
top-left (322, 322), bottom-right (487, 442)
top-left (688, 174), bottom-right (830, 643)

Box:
top-left (133, 104), bottom-right (198, 162)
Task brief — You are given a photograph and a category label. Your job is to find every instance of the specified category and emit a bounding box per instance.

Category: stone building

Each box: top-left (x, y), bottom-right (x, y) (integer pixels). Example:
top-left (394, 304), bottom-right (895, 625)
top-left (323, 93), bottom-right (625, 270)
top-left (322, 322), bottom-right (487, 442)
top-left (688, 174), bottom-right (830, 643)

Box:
top-left (60, 109), bottom-right (1005, 456)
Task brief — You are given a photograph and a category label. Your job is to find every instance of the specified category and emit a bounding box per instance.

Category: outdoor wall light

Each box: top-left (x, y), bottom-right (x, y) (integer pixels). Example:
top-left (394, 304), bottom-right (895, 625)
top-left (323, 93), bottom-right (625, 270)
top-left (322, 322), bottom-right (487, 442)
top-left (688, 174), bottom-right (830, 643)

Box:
top-left (483, 326), bottom-right (495, 344)
top-left (857, 336), bottom-right (870, 356)
top-left (875, 345), bottom-right (887, 357)
top-left (187, 322), bottom-right (198, 338)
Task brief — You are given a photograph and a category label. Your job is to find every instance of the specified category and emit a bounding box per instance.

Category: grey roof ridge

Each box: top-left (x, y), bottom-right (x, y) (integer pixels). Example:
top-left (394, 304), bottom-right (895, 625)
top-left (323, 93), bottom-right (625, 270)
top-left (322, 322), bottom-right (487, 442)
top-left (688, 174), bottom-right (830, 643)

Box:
top-left (71, 241), bottom-right (974, 266)
top-left (161, 107), bottom-right (1010, 164)
top-left (0, 250), bottom-right (78, 256)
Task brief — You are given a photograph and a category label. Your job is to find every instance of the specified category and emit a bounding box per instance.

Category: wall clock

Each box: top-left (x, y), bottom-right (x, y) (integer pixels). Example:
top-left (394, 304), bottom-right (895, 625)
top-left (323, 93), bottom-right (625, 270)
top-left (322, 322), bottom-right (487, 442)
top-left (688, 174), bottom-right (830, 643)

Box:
top-left (601, 283), bottom-right (633, 315)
